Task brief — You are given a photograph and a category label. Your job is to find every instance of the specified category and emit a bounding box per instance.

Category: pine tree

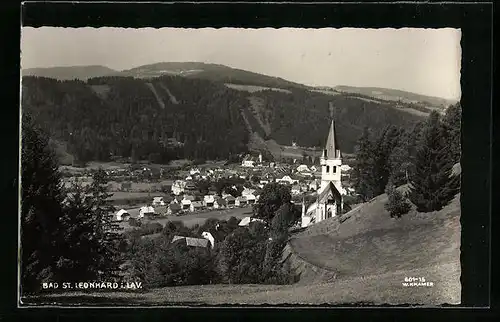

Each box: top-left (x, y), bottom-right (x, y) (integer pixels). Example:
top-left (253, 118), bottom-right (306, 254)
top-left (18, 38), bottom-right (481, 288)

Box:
top-left (408, 111), bottom-right (460, 212)
top-left (371, 125), bottom-right (402, 196)
top-left (20, 112), bottom-right (66, 294)
top-left (442, 102), bottom-right (462, 164)
top-left (352, 127), bottom-right (376, 201)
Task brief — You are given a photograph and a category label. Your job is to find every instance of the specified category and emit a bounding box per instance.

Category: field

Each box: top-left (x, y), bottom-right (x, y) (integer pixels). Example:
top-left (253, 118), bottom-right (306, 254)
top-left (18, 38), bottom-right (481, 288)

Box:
top-left (118, 206), bottom-right (253, 230)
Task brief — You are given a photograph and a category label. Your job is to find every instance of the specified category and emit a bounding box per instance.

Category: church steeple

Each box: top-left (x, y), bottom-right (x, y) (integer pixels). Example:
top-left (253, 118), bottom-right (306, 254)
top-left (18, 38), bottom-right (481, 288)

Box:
top-left (322, 118), bottom-right (341, 160)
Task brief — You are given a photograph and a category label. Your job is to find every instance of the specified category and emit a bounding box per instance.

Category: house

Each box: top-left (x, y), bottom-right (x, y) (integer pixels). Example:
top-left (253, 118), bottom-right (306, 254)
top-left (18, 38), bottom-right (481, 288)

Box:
top-left (171, 236), bottom-right (210, 248)
top-left (190, 168), bottom-right (201, 175)
top-left (203, 195), bottom-right (215, 208)
top-left (241, 154), bottom-right (259, 168)
top-left (152, 196), bottom-right (165, 206)
top-left (115, 209), bottom-right (130, 221)
top-left (180, 199), bottom-right (192, 210)
top-left (245, 194), bottom-right (256, 204)
top-left (340, 164), bottom-right (352, 172)
top-left (213, 197), bottom-right (227, 209)
top-left (190, 201), bottom-right (203, 212)
top-left (201, 231), bottom-right (215, 249)
top-left (185, 175), bottom-right (193, 181)
top-left (296, 164), bottom-right (309, 173)
top-left (235, 196), bottom-right (248, 207)
top-left (238, 216), bottom-right (265, 227)
top-left (171, 180), bottom-right (186, 195)
top-left (139, 206), bottom-right (155, 219)
top-left (166, 203), bottom-right (181, 215)
top-left (276, 175), bottom-right (299, 185)
top-left (224, 195), bottom-right (236, 208)
top-left (242, 187), bottom-right (256, 197)
top-left (184, 182), bottom-right (197, 192)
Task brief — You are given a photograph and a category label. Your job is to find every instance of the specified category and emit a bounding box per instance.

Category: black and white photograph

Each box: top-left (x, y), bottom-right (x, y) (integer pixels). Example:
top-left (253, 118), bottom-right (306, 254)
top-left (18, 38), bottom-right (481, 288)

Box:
top-left (19, 26), bottom-right (463, 306)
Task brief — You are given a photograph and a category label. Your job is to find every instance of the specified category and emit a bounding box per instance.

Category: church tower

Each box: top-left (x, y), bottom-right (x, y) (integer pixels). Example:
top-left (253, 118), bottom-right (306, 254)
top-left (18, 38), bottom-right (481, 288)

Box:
top-left (320, 118), bottom-right (342, 194)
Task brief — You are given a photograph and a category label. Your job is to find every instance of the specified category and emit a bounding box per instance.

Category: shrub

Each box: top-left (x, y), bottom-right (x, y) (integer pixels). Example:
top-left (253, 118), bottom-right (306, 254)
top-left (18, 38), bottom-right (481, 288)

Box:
top-left (138, 222), bottom-right (164, 236)
top-left (128, 217), bottom-right (142, 227)
top-left (384, 184), bottom-right (411, 218)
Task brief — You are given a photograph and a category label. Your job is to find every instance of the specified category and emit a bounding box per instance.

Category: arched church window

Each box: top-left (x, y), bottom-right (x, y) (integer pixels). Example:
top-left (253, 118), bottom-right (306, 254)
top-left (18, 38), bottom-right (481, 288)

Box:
top-left (326, 165), bottom-right (330, 173)
top-left (333, 166), bottom-right (336, 173)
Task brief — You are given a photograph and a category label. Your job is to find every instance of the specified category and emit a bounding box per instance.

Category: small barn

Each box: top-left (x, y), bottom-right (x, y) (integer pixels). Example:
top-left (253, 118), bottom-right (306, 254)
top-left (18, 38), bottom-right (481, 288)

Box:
top-left (115, 209), bottom-right (130, 221)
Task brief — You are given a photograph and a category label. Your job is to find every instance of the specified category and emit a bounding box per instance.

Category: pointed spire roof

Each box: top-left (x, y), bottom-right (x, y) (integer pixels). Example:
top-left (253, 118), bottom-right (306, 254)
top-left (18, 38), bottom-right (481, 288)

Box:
top-left (323, 118), bottom-right (341, 159)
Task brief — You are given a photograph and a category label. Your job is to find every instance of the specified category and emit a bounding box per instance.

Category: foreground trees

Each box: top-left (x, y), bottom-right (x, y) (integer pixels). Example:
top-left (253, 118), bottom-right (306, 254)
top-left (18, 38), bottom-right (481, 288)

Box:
top-left (21, 113), bottom-right (123, 294)
top-left (408, 111), bottom-right (460, 212)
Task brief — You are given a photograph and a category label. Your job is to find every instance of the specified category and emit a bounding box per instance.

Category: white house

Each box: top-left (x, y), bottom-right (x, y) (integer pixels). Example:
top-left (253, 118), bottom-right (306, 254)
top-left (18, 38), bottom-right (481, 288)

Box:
top-left (152, 197), bottom-right (165, 206)
top-left (241, 155), bottom-right (259, 168)
top-left (115, 209), bottom-right (130, 221)
top-left (181, 199), bottom-right (192, 210)
top-left (190, 168), bottom-right (201, 175)
top-left (296, 164), bottom-right (310, 173)
top-left (171, 180), bottom-right (186, 196)
top-left (276, 175), bottom-right (298, 185)
top-left (185, 175), bottom-right (193, 181)
top-left (245, 194), bottom-right (257, 204)
top-left (139, 206), bottom-right (155, 218)
top-left (340, 164), bottom-right (352, 172)
top-left (203, 195), bottom-right (215, 208)
top-left (201, 231), bottom-right (215, 249)
top-left (235, 196), bottom-right (248, 207)
top-left (190, 201), bottom-right (203, 212)
top-left (242, 187), bottom-right (256, 196)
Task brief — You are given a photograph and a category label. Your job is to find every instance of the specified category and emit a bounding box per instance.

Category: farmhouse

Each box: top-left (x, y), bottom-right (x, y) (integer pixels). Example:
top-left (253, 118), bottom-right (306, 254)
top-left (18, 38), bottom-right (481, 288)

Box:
top-left (139, 206), bottom-right (155, 219)
top-left (276, 175), bottom-right (299, 185)
top-left (302, 117), bottom-right (343, 227)
top-left (224, 195), bottom-right (236, 208)
top-left (171, 236), bottom-right (210, 248)
top-left (235, 196), bottom-right (248, 207)
top-left (203, 195), bottom-right (215, 208)
top-left (296, 164), bottom-right (309, 173)
top-left (115, 209), bottom-right (130, 221)
top-left (190, 201), bottom-right (203, 212)
top-left (152, 196), bottom-right (165, 206)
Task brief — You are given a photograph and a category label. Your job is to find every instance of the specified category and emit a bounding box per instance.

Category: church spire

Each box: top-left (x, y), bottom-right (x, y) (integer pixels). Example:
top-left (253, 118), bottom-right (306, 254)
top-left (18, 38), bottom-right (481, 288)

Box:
top-left (323, 102), bottom-right (340, 159)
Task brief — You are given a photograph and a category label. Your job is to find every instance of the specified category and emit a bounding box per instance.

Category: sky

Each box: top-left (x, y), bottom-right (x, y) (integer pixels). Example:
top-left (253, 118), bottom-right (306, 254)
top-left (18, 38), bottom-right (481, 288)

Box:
top-left (21, 27), bottom-right (461, 100)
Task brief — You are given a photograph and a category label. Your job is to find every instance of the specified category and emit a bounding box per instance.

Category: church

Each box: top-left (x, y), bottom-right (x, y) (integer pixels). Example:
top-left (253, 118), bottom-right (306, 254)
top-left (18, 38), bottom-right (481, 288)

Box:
top-left (301, 117), bottom-right (343, 227)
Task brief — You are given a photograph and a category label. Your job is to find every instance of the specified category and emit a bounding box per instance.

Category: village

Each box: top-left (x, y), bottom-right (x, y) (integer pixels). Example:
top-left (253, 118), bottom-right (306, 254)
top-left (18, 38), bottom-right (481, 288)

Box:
top-left (61, 146), bottom-right (356, 239)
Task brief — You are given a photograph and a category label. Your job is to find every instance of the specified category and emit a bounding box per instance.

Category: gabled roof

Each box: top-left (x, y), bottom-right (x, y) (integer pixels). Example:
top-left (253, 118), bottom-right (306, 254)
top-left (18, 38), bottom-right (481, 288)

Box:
top-left (322, 119), bottom-right (341, 159)
top-left (191, 201), bottom-right (203, 207)
top-left (215, 198), bottom-right (227, 205)
top-left (172, 236), bottom-right (209, 248)
top-left (317, 181), bottom-right (342, 202)
top-left (169, 203), bottom-right (181, 210)
top-left (223, 195), bottom-right (236, 201)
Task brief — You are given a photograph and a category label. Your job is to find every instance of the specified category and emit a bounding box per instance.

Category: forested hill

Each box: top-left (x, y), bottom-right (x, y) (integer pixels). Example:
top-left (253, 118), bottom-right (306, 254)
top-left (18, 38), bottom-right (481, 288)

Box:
top-left (22, 65), bottom-right (117, 81)
top-left (22, 75), bottom-right (426, 164)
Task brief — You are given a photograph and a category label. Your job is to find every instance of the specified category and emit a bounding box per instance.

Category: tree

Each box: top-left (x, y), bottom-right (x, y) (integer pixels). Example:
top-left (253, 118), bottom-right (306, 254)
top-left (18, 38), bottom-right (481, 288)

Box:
top-left (58, 169), bottom-right (124, 283)
top-left (408, 111), bottom-right (460, 212)
top-left (442, 102), bottom-right (461, 164)
top-left (352, 127), bottom-right (376, 201)
top-left (384, 183), bottom-right (411, 218)
top-left (253, 183), bottom-right (292, 222)
top-left (20, 113), bottom-right (66, 294)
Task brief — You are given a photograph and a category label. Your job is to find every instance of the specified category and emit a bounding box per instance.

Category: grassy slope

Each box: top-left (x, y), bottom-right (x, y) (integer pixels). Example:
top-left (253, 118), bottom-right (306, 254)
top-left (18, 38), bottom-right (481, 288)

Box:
top-left (287, 187), bottom-right (461, 304)
top-left (24, 189), bottom-right (461, 306)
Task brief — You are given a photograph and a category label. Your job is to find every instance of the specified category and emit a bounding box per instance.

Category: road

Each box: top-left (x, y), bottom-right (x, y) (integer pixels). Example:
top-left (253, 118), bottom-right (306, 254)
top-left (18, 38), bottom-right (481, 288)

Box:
top-left (117, 206), bottom-right (253, 229)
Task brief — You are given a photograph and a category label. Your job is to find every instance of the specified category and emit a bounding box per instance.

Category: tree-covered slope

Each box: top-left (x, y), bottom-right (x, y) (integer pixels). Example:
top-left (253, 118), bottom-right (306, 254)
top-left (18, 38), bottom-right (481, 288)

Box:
top-left (22, 75), bottom-right (427, 164)
top-left (22, 65), bottom-right (117, 81)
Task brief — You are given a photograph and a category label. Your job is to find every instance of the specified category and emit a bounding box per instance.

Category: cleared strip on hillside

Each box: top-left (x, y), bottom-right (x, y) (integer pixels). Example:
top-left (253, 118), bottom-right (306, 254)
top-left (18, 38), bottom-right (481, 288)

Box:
top-left (145, 82), bottom-right (166, 109)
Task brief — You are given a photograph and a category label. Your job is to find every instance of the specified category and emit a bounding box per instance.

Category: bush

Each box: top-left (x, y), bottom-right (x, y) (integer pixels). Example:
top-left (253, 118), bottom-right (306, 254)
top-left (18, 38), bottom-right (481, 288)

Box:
top-left (138, 222), bottom-right (164, 236)
top-left (128, 217), bottom-right (142, 227)
top-left (384, 184), bottom-right (411, 218)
